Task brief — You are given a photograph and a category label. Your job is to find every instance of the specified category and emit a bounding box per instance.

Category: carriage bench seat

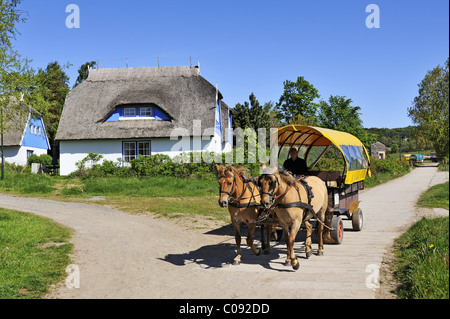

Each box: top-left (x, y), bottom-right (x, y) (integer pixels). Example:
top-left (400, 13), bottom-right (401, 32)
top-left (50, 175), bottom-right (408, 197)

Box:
top-left (307, 171), bottom-right (341, 188)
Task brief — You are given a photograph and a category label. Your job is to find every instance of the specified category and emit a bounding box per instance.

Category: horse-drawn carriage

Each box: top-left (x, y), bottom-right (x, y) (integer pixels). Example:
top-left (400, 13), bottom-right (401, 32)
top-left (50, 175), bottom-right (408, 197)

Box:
top-left (216, 125), bottom-right (371, 270)
top-left (268, 125), bottom-right (371, 243)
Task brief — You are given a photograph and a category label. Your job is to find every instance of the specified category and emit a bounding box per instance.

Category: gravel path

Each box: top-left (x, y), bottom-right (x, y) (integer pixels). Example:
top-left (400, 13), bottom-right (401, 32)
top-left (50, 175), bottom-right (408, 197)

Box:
top-left (0, 164), bottom-right (447, 299)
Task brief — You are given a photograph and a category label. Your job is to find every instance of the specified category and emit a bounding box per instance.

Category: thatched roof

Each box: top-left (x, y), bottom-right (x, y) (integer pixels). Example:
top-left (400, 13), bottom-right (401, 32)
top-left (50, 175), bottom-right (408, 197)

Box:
top-left (2, 101), bottom-right (39, 147)
top-left (55, 66), bottom-right (231, 141)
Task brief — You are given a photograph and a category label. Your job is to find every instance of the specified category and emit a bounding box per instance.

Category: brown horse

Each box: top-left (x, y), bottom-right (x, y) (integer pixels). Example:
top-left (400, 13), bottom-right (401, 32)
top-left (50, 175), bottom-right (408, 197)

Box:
top-left (259, 166), bottom-right (329, 270)
top-left (216, 164), bottom-right (273, 265)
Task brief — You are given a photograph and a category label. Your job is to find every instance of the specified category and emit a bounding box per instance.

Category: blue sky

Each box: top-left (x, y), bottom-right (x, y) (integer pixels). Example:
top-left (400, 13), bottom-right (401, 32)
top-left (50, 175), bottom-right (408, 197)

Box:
top-left (13, 0), bottom-right (449, 129)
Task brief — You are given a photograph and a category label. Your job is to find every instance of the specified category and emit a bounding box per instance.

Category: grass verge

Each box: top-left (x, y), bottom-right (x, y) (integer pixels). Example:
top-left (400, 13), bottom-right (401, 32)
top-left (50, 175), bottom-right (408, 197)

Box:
top-left (0, 209), bottom-right (72, 299)
top-left (417, 182), bottom-right (449, 209)
top-left (393, 216), bottom-right (449, 299)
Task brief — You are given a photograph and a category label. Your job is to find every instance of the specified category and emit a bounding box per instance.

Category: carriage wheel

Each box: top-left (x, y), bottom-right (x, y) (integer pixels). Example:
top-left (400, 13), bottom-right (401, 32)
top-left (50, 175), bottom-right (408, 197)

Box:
top-left (330, 216), bottom-right (344, 244)
top-left (351, 208), bottom-right (363, 231)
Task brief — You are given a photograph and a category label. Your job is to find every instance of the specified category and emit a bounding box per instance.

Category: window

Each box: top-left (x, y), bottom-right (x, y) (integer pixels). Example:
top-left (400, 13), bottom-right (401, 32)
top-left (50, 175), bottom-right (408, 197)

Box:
top-left (30, 125), bottom-right (34, 134)
top-left (123, 107), bottom-right (136, 117)
top-left (123, 142), bottom-right (136, 163)
top-left (27, 150), bottom-right (34, 159)
top-left (37, 127), bottom-right (41, 136)
top-left (123, 141), bottom-right (151, 163)
top-left (139, 107), bottom-right (152, 117)
top-left (137, 141), bottom-right (150, 157)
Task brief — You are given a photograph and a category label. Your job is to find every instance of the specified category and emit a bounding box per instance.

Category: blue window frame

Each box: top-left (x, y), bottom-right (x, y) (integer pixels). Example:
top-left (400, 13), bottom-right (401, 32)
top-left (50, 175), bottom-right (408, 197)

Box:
top-left (123, 107), bottom-right (136, 117)
top-left (122, 141), bottom-right (151, 163)
top-left (139, 106), bottom-right (152, 117)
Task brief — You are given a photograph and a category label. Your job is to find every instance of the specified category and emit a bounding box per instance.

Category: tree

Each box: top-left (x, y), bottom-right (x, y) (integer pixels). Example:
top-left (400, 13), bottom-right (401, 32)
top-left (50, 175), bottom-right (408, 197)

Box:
top-left (73, 60), bottom-right (96, 88)
top-left (318, 95), bottom-right (363, 132)
top-left (408, 58), bottom-right (449, 160)
top-left (29, 61), bottom-right (71, 147)
top-left (276, 76), bottom-right (320, 124)
top-left (317, 95), bottom-right (376, 148)
top-left (232, 93), bottom-right (272, 132)
top-left (1, 0), bottom-right (33, 180)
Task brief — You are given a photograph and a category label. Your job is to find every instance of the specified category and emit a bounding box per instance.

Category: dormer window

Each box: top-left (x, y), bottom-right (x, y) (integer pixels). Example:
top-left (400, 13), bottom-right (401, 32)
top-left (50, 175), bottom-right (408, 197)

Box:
top-left (123, 107), bottom-right (137, 117)
top-left (139, 106), bottom-right (152, 117)
top-left (105, 104), bottom-right (171, 122)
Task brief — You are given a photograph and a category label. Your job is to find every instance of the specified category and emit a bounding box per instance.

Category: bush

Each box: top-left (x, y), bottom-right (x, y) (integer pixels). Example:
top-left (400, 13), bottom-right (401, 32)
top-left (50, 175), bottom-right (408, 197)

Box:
top-left (369, 157), bottom-right (410, 176)
top-left (27, 154), bottom-right (53, 166)
top-left (72, 152), bottom-right (232, 180)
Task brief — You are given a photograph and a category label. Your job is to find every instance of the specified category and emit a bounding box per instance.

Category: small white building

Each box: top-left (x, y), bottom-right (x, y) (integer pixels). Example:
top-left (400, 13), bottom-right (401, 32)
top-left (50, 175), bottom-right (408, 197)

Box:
top-left (56, 66), bottom-right (232, 175)
top-left (1, 104), bottom-right (50, 166)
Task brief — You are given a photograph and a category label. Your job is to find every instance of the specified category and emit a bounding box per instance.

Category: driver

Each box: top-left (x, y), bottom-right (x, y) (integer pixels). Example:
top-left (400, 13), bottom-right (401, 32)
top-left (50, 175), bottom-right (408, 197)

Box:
top-left (283, 147), bottom-right (308, 176)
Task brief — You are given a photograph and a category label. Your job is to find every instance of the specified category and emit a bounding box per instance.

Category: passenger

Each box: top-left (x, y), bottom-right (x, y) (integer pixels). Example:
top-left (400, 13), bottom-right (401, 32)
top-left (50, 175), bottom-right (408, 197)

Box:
top-left (283, 147), bottom-right (308, 177)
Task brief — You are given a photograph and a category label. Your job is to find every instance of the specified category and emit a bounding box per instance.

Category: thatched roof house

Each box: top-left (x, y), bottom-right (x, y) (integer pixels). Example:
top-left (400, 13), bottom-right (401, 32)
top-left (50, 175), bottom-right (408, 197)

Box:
top-left (1, 102), bottom-right (50, 166)
top-left (56, 66), bottom-right (232, 175)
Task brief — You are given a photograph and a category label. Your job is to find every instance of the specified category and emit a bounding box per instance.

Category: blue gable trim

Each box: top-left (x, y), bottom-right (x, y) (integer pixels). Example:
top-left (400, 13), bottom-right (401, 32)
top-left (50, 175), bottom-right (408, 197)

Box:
top-left (228, 111), bottom-right (233, 143)
top-left (215, 99), bottom-right (222, 137)
top-left (21, 116), bottom-right (50, 150)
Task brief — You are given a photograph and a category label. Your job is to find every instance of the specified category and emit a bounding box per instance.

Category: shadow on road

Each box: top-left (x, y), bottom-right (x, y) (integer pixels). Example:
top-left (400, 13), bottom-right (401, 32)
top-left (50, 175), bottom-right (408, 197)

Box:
top-left (158, 241), bottom-right (310, 272)
top-left (158, 223), bottom-right (345, 272)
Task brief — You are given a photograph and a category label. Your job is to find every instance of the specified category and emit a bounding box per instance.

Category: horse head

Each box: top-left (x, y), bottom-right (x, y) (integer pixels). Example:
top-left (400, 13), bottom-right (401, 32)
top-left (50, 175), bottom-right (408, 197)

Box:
top-left (216, 164), bottom-right (236, 207)
top-left (258, 166), bottom-right (280, 208)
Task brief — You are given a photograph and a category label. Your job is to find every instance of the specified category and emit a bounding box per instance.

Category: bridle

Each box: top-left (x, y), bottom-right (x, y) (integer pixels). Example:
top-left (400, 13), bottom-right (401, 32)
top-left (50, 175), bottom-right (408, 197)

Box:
top-left (219, 172), bottom-right (261, 208)
top-left (259, 171), bottom-right (295, 207)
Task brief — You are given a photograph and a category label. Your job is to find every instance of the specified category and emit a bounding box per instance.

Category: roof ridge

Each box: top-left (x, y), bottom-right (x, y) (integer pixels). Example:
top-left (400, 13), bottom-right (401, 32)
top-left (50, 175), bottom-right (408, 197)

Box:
top-left (87, 66), bottom-right (200, 82)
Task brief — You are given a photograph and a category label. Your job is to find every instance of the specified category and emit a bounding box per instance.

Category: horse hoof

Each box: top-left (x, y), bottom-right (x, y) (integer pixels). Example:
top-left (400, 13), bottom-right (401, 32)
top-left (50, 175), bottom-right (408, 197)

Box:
top-left (264, 250), bottom-right (270, 255)
top-left (292, 261), bottom-right (300, 271)
top-left (306, 251), bottom-right (312, 259)
top-left (317, 251), bottom-right (324, 256)
top-left (255, 249), bottom-right (261, 256)
top-left (232, 260), bottom-right (241, 266)
top-left (284, 261), bottom-right (291, 266)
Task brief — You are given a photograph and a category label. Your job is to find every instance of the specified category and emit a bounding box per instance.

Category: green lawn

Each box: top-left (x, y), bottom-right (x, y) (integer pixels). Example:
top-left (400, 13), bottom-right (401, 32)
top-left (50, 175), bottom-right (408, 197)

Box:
top-left (0, 209), bottom-right (72, 299)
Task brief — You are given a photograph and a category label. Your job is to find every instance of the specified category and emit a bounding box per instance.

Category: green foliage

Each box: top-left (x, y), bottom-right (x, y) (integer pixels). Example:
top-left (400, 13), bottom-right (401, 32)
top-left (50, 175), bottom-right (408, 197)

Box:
top-left (233, 93), bottom-right (272, 133)
top-left (1, 0), bottom-right (35, 181)
top-left (75, 152), bottom-right (103, 172)
top-left (70, 149), bottom-right (266, 181)
top-left (364, 157), bottom-right (411, 188)
top-left (394, 217), bottom-right (449, 299)
top-left (276, 76), bottom-right (320, 124)
top-left (27, 61), bottom-right (71, 145)
top-left (27, 153), bottom-right (52, 166)
top-left (73, 61), bottom-right (97, 88)
top-left (317, 95), bottom-right (377, 148)
top-left (408, 58), bottom-right (449, 161)
top-left (369, 157), bottom-right (410, 176)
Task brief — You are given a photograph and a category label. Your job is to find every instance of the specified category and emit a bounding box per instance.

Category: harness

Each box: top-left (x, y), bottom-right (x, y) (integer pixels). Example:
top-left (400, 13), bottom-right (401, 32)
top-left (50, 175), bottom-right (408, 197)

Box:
top-left (258, 171), bottom-right (335, 231)
top-left (259, 171), bottom-right (314, 211)
top-left (219, 174), bottom-right (261, 209)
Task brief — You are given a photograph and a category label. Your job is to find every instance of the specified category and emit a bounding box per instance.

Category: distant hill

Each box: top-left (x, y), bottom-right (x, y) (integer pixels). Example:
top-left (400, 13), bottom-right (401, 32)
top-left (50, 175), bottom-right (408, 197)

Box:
top-left (364, 126), bottom-right (432, 153)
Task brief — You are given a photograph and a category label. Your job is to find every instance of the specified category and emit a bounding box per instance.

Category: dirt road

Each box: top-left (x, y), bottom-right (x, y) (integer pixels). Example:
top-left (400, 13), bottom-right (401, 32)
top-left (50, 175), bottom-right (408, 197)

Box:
top-left (0, 165), bottom-right (447, 299)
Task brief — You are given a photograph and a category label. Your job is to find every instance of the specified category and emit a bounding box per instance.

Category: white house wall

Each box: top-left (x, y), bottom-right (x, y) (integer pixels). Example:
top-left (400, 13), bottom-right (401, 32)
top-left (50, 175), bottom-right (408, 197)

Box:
top-left (59, 136), bottom-right (228, 176)
top-left (2, 146), bottom-right (48, 166)
top-left (59, 140), bottom-right (122, 176)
